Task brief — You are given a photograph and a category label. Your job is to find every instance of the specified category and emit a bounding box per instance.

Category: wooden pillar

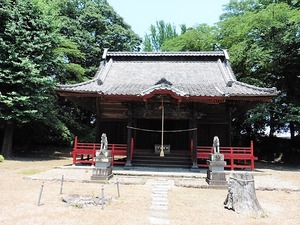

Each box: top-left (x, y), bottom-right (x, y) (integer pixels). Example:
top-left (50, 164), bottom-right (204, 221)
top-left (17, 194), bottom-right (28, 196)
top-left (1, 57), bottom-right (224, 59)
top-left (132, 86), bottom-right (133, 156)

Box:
top-left (95, 98), bottom-right (101, 143)
top-left (190, 111), bottom-right (199, 172)
top-left (124, 106), bottom-right (133, 169)
top-left (228, 106), bottom-right (233, 146)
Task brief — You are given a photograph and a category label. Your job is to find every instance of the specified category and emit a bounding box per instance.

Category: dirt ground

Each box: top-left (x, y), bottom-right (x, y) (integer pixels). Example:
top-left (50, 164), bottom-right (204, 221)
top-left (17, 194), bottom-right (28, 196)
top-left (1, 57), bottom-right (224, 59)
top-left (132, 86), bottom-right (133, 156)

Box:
top-left (0, 156), bottom-right (300, 225)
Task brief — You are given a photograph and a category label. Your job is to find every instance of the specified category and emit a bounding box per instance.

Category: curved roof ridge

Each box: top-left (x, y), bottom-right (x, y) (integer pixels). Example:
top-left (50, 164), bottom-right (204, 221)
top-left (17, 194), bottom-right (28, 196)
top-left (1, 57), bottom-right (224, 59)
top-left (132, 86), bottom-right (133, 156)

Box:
top-left (93, 61), bottom-right (106, 79)
top-left (56, 77), bottom-right (97, 89)
top-left (56, 59), bottom-right (112, 89)
top-left (224, 60), bottom-right (237, 81)
top-left (234, 81), bottom-right (278, 93)
top-left (139, 84), bottom-right (188, 97)
top-left (107, 51), bottom-right (224, 57)
top-left (217, 59), bottom-right (232, 84)
top-left (97, 58), bottom-right (113, 82)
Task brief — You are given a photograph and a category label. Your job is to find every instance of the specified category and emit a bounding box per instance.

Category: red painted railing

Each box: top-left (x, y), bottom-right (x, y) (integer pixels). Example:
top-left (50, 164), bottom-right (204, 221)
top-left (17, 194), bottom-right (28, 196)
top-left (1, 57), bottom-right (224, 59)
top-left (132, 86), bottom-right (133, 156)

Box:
top-left (70, 136), bottom-right (127, 166)
top-left (194, 140), bottom-right (257, 170)
top-left (70, 136), bottom-right (99, 166)
top-left (110, 143), bottom-right (127, 166)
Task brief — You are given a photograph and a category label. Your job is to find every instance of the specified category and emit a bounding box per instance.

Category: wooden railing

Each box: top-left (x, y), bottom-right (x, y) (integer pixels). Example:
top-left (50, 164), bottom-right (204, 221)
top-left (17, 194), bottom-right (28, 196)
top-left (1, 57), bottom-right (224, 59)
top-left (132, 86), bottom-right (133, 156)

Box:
top-left (70, 136), bottom-right (128, 166)
top-left (195, 140), bottom-right (257, 170)
top-left (110, 143), bottom-right (127, 166)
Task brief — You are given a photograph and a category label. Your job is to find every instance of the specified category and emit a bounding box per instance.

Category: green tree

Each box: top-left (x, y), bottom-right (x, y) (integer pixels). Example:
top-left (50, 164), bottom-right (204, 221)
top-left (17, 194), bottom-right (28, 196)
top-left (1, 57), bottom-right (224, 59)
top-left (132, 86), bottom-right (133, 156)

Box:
top-left (0, 0), bottom-right (62, 157)
top-left (142, 20), bottom-right (179, 51)
top-left (161, 24), bottom-right (218, 51)
top-left (55, 0), bottom-right (142, 80)
top-left (218, 1), bottom-right (300, 138)
top-left (53, 0), bottom-right (142, 143)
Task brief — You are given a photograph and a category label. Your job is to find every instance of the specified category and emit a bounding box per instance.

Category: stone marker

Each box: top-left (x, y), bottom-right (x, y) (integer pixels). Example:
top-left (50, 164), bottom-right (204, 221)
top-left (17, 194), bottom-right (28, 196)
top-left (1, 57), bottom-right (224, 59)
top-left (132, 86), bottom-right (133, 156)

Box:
top-left (206, 136), bottom-right (227, 187)
top-left (91, 133), bottom-right (113, 181)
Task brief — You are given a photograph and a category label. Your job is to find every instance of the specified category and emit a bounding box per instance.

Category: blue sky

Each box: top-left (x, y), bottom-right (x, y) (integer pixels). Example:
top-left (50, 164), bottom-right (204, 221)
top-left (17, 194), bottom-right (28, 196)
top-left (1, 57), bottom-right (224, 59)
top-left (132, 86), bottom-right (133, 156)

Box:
top-left (107, 0), bottom-right (231, 38)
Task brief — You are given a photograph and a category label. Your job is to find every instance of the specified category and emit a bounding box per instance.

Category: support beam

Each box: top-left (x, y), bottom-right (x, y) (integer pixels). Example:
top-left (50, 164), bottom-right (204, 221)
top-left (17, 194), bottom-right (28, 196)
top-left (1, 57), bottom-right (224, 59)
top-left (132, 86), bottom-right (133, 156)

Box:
top-left (190, 111), bottom-right (200, 172)
top-left (95, 98), bottom-right (102, 142)
top-left (124, 107), bottom-right (133, 170)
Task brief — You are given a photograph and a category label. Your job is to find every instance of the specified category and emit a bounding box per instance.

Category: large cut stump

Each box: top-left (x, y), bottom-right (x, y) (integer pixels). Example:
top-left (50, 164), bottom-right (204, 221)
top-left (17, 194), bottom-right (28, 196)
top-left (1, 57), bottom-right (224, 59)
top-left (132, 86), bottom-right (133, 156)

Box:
top-left (224, 172), bottom-right (265, 217)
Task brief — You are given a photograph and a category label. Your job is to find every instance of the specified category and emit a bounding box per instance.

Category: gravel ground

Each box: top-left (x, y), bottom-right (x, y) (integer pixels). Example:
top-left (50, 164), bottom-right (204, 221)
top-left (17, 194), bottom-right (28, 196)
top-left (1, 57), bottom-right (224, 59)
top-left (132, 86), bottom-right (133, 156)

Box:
top-left (1, 158), bottom-right (300, 225)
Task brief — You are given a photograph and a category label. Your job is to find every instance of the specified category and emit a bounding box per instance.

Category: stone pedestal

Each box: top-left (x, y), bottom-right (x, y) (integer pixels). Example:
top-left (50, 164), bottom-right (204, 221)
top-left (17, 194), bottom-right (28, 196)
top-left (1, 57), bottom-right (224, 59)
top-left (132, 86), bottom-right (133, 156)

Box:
top-left (206, 153), bottom-right (227, 186)
top-left (91, 150), bottom-right (113, 181)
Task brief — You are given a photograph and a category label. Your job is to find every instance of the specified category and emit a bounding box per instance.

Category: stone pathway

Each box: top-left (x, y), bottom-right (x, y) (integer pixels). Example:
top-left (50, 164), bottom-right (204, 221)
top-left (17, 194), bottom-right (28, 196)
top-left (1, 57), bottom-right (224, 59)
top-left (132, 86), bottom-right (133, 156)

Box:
top-left (147, 179), bottom-right (174, 225)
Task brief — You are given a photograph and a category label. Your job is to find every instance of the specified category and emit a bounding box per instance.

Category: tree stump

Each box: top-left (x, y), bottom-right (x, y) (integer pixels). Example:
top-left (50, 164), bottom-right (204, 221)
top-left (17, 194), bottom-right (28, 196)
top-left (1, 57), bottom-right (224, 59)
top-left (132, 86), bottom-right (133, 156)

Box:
top-left (224, 172), bottom-right (265, 217)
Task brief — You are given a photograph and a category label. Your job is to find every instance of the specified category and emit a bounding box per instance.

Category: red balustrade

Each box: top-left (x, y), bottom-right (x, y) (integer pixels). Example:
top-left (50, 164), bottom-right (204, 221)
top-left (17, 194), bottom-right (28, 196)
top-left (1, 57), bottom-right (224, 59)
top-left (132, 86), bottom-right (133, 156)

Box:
top-left (195, 140), bottom-right (257, 170)
top-left (70, 136), bottom-right (128, 166)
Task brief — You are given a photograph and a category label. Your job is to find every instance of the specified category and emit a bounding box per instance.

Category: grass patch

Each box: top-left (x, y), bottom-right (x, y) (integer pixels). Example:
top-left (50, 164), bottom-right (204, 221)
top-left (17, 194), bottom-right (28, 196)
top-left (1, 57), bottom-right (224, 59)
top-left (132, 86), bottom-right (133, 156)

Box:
top-left (21, 169), bottom-right (42, 175)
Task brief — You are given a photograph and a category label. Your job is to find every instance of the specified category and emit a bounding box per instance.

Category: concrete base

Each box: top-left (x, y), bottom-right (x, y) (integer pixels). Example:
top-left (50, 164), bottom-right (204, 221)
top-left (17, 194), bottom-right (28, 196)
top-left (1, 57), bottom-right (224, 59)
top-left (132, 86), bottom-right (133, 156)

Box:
top-left (91, 174), bottom-right (113, 181)
top-left (91, 166), bottom-right (113, 181)
top-left (206, 154), bottom-right (227, 186)
top-left (206, 171), bottom-right (228, 186)
top-left (123, 163), bottom-right (133, 170)
top-left (190, 165), bottom-right (200, 172)
top-left (207, 161), bottom-right (226, 172)
top-left (207, 153), bottom-right (226, 172)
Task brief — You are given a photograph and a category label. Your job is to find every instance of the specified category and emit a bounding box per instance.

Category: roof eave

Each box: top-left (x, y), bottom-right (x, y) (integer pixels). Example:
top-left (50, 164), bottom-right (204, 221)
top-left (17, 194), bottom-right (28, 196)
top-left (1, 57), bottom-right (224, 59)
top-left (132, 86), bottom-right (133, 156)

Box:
top-left (227, 95), bottom-right (275, 102)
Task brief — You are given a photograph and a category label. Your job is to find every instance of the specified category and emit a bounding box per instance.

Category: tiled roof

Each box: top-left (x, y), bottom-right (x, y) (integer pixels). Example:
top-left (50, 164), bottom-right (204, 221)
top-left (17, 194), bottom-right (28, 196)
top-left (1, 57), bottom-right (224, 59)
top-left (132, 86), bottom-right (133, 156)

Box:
top-left (106, 51), bottom-right (225, 57)
top-left (57, 51), bottom-right (278, 100)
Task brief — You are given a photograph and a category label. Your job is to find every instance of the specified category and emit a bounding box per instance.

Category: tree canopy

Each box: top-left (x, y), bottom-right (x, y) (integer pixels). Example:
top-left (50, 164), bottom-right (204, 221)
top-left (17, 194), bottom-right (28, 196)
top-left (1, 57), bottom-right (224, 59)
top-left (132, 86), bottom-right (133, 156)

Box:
top-left (142, 20), bottom-right (181, 51)
top-left (0, 0), bottom-right (63, 157)
top-left (54, 0), bottom-right (141, 81)
top-left (218, 1), bottom-right (300, 138)
top-left (0, 0), bottom-right (141, 157)
top-left (0, 0), bottom-right (58, 123)
top-left (142, 1), bottom-right (300, 140)
top-left (161, 24), bottom-right (218, 51)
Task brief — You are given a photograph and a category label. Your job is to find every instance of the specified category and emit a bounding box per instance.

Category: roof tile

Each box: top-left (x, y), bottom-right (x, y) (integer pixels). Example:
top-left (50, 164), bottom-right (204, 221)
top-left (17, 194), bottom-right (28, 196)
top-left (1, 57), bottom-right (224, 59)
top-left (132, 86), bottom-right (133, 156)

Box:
top-left (57, 51), bottom-right (278, 99)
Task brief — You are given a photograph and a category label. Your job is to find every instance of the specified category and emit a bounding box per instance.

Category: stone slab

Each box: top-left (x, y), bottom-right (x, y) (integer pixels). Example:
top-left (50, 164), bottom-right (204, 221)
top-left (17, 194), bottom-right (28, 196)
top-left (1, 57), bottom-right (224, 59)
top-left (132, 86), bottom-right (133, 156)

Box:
top-left (90, 174), bottom-right (113, 181)
top-left (206, 170), bottom-right (228, 186)
top-left (209, 153), bottom-right (224, 161)
top-left (95, 150), bottom-right (112, 157)
top-left (150, 205), bottom-right (168, 211)
top-left (149, 216), bottom-right (170, 225)
top-left (206, 178), bottom-right (228, 186)
top-left (149, 210), bottom-right (168, 218)
top-left (207, 160), bottom-right (226, 167)
top-left (207, 171), bottom-right (226, 180)
top-left (91, 167), bottom-right (113, 181)
top-left (92, 167), bottom-right (112, 175)
top-left (95, 161), bottom-right (111, 168)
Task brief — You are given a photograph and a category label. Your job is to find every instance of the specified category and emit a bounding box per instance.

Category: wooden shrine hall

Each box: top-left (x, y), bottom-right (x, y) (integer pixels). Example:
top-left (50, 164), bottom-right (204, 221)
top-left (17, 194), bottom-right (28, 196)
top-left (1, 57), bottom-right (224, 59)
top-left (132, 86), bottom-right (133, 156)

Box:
top-left (56, 50), bottom-right (278, 171)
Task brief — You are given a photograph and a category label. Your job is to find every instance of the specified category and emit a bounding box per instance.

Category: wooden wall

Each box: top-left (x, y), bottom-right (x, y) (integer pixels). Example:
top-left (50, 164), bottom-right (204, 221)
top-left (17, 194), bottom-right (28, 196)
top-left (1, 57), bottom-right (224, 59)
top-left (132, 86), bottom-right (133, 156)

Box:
top-left (97, 100), bottom-right (231, 148)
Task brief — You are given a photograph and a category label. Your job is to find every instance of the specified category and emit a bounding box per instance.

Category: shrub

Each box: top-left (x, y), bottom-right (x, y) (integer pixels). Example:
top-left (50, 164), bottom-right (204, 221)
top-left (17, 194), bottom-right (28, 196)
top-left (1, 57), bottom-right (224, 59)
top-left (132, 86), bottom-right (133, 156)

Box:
top-left (0, 155), bottom-right (4, 162)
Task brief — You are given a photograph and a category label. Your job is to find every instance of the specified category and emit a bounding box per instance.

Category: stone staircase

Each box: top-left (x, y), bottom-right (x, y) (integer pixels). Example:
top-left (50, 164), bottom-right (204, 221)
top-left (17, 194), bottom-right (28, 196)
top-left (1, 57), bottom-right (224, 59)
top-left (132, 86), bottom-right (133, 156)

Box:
top-left (132, 149), bottom-right (192, 168)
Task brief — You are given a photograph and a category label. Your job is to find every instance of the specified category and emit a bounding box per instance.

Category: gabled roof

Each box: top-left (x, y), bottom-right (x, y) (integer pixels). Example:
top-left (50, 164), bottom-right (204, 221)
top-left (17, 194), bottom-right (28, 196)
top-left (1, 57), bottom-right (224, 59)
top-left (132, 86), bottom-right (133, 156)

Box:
top-left (57, 50), bottom-right (278, 102)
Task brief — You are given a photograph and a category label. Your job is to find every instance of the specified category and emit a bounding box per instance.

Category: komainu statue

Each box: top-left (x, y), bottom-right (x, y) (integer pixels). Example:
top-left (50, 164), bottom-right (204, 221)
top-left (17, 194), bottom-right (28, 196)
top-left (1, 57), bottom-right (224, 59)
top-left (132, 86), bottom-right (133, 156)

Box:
top-left (100, 133), bottom-right (108, 150)
top-left (213, 136), bottom-right (220, 154)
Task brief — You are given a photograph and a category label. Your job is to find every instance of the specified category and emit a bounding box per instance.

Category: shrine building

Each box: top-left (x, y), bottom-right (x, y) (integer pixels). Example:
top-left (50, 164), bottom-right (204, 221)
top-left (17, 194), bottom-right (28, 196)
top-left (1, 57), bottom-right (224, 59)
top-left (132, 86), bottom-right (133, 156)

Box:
top-left (56, 50), bottom-right (277, 171)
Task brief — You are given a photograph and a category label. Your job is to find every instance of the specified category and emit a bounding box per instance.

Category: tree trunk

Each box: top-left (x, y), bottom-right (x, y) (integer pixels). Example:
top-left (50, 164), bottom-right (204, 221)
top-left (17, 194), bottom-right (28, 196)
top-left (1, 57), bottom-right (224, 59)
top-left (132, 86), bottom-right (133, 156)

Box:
top-left (224, 172), bottom-right (265, 217)
top-left (1, 121), bottom-right (14, 158)
top-left (290, 122), bottom-right (295, 140)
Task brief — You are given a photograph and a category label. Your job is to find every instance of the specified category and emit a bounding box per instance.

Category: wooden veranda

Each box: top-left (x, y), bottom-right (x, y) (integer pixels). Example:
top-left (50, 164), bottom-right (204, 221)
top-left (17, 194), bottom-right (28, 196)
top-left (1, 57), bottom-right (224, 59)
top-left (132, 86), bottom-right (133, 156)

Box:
top-left (71, 137), bottom-right (258, 170)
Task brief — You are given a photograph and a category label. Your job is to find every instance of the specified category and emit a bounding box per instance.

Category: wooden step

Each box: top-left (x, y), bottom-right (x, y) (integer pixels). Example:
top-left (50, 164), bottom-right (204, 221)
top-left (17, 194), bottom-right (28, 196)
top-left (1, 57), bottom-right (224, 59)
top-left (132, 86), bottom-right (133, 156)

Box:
top-left (132, 149), bottom-right (192, 168)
